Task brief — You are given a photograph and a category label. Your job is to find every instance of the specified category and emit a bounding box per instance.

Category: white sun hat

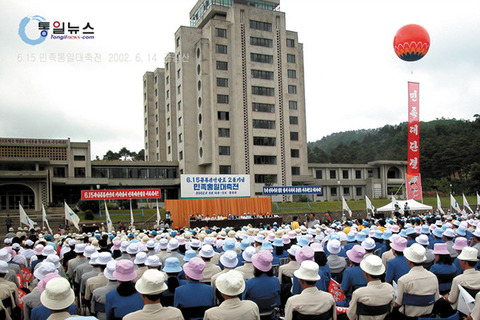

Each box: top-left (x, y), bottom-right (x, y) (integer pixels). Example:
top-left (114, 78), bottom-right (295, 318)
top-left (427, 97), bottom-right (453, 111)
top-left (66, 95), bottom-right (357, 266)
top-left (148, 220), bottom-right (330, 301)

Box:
top-left (135, 269), bottom-right (168, 295)
top-left (360, 254), bottom-right (385, 276)
top-left (40, 277), bottom-right (74, 310)
top-left (293, 260), bottom-right (321, 282)
top-left (216, 270), bottom-right (245, 296)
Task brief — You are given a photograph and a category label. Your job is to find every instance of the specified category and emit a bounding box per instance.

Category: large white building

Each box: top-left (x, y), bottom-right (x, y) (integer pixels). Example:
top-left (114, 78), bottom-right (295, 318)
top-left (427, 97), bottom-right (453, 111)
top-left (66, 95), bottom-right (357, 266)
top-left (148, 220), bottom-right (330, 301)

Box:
top-left (144, 0), bottom-right (308, 200)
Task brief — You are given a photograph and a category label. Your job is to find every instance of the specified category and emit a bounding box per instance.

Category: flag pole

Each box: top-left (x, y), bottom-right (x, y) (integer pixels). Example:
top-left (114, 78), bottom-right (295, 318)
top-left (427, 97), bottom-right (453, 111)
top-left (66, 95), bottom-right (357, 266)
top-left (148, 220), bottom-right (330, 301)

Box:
top-left (18, 201), bottom-right (21, 227)
top-left (64, 199), bottom-right (67, 228)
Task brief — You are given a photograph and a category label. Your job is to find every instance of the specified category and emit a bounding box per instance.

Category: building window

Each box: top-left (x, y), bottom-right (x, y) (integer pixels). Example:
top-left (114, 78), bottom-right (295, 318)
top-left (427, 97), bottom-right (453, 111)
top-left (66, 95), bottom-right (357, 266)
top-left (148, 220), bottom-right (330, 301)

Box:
top-left (144, 80), bottom-right (146, 88)
top-left (216, 61), bottom-right (228, 70)
top-left (155, 102), bottom-right (157, 109)
top-left (219, 146), bottom-right (230, 155)
top-left (178, 117), bottom-right (182, 126)
top-left (252, 103), bottom-right (275, 113)
top-left (356, 170), bottom-right (362, 179)
top-left (315, 170), bottom-right (322, 179)
top-left (249, 20), bottom-right (272, 31)
top-left (167, 104), bottom-right (170, 112)
top-left (215, 28), bottom-right (227, 38)
top-left (251, 69), bottom-right (274, 80)
top-left (73, 155), bottom-right (86, 161)
top-left (288, 85), bottom-right (297, 94)
top-left (176, 37), bottom-right (180, 47)
top-left (254, 155), bottom-right (277, 165)
top-left (156, 127), bottom-right (158, 134)
top-left (218, 111), bottom-right (229, 120)
top-left (286, 38), bottom-right (295, 47)
top-left (166, 76), bottom-right (169, 84)
top-left (74, 167), bottom-right (86, 178)
top-left (287, 69), bottom-right (296, 78)
top-left (218, 128), bottom-right (230, 137)
top-left (255, 174), bottom-right (277, 183)
top-left (179, 133), bottom-right (183, 143)
top-left (289, 116), bottom-right (298, 125)
top-left (167, 132), bottom-right (170, 140)
top-left (219, 165), bottom-right (231, 174)
top-left (356, 187), bottom-right (362, 196)
top-left (155, 88), bottom-right (157, 96)
top-left (250, 37), bottom-right (273, 48)
top-left (290, 131), bottom-right (299, 140)
top-left (217, 94), bottom-right (229, 104)
top-left (291, 149), bottom-right (299, 158)
top-left (251, 53), bottom-right (273, 64)
top-left (216, 44), bottom-right (228, 54)
top-left (168, 146), bottom-right (171, 154)
top-left (53, 167), bottom-right (66, 178)
top-left (178, 101), bottom-right (182, 110)
top-left (156, 153), bottom-right (159, 160)
top-left (177, 85), bottom-right (181, 94)
top-left (167, 118), bottom-right (170, 126)
top-left (331, 187), bottom-right (337, 196)
top-left (253, 119), bottom-right (275, 129)
top-left (166, 62), bottom-right (169, 70)
top-left (155, 114), bottom-right (158, 122)
top-left (179, 151), bottom-right (183, 160)
top-left (156, 140), bottom-right (159, 147)
top-left (287, 54), bottom-right (296, 63)
top-left (343, 187), bottom-right (350, 196)
top-left (343, 170), bottom-right (349, 179)
top-left (217, 77), bottom-right (229, 87)
top-left (330, 170), bottom-right (336, 179)
top-left (166, 90), bottom-right (169, 98)
top-left (368, 170), bottom-right (373, 178)
top-left (252, 86), bottom-right (274, 96)
top-left (253, 136), bottom-right (276, 146)
top-left (289, 101), bottom-right (297, 110)
top-left (177, 69), bottom-right (181, 78)
top-left (291, 167), bottom-right (300, 175)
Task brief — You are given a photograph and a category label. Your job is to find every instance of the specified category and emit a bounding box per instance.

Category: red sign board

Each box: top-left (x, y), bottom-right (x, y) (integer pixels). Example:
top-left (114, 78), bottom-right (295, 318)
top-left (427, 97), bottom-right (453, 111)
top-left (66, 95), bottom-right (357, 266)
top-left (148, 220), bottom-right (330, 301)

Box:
top-left (407, 82), bottom-right (422, 200)
top-left (81, 189), bottom-right (161, 200)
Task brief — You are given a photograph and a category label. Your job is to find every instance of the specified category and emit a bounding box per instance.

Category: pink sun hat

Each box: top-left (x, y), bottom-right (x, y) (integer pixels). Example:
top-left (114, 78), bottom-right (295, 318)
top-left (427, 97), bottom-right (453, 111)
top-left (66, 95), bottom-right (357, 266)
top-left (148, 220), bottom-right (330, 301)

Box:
top-left (252, 250), bottom-right (273, 272)
top-left (453, 237), bottom-right (468, 251)
top-left (295, 246), bottom-right (315, 264)
top-left (113, 260), bottom-right (137, 282)
top-left (37, 273), bottom-right (61, 293)
top-left (433, 243), bottom-right (450, 255)
top-left (390, 236), bottom-right (407, 252)
top-left (183, 257), bottom-right (205, 281)
top-left (347, 245), bottom-right (366, 264)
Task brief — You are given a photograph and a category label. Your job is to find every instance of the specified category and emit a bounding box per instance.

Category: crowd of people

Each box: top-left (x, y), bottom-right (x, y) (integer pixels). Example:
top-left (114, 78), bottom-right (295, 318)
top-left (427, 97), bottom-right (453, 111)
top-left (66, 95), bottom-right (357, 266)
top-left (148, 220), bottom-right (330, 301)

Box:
top-left (1, 211), bottom-right (480, 320)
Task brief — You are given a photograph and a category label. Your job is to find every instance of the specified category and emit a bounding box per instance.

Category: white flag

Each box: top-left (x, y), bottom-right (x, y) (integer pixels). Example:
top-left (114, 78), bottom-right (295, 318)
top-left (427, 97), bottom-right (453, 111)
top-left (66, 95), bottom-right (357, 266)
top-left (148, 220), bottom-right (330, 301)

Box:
top-left (42, 204), bottom-right (53, 234)
top-left (156, 200), bottom-right (161, 226)
top-left (130, 200), bottom-right (134, 227)
top-left (365, 196), bottom-right (375, 214)
top-left (436, 193), bottom-right (445, 214)
top-left (450, 194), bottom-right (461, 213)
top-left (64, 202), bottom-right (80, 230)
top-left (463, 194), bottom-right (474, 214)
top-left (342, 196), bottom-right (352, 218)
top-left (477, 192), bottom-right (480, 208)
top-left (19, 203), bottom-right (35, 228)
top-left (457, 285), bottom-right (475, 315)
top-left (104, 201), bottom-right (113, 233)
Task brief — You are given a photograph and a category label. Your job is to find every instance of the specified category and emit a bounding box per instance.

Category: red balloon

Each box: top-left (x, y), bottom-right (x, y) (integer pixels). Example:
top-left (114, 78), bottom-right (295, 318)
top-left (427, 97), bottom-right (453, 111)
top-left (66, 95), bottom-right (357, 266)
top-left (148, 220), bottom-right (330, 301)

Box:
top-left (393, 24), bottom-right (430, 62)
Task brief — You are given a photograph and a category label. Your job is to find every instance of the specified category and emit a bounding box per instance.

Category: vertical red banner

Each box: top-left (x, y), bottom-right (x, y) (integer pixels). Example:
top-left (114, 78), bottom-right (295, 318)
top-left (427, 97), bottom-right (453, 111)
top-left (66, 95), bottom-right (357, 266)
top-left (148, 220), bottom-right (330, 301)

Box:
top-left (407, 82), bottom-right (422, 200)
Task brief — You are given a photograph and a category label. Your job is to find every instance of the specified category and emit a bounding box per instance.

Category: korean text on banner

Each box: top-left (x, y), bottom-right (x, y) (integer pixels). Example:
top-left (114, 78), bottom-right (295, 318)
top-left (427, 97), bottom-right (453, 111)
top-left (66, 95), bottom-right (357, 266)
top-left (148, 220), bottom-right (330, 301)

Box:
top-left (328, 279), bottom-right (345, 302)
top-left (407, 82), bottom-right (422, 200)
top-left (181, 174), bottom-right (250, 199)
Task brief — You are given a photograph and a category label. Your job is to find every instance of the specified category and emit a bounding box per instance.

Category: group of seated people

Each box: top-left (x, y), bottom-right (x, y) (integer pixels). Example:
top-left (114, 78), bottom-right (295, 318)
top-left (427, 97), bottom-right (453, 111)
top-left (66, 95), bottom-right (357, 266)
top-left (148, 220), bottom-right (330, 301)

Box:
top-left (1, 212), bottom-right (480, 320)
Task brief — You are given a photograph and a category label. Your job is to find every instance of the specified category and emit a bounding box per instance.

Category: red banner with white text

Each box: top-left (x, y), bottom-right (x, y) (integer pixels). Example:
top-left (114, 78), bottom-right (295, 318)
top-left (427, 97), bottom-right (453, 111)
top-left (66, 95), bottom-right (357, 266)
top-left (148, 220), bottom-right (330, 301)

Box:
top-left (407, 82), bottom-right (422, 200)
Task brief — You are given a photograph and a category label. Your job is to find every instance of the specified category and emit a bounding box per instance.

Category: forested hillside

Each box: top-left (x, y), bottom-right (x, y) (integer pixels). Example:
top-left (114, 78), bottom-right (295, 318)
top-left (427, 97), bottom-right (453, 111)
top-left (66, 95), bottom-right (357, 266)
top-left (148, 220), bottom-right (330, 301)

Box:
top-left (308, 116), bottom-right (480, 193)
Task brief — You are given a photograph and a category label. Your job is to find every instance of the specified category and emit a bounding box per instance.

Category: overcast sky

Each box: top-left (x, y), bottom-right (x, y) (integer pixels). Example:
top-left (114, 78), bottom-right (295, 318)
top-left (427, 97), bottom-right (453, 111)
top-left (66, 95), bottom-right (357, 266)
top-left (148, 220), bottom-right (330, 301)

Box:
top-left (1, 0), bottom-right (479, 159)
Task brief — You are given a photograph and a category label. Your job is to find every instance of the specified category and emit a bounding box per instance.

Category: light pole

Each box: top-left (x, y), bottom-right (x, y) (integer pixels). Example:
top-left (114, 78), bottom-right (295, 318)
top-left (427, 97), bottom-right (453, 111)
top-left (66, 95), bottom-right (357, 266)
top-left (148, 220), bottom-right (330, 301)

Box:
top-left (97, 185), bottom-right (102, 217)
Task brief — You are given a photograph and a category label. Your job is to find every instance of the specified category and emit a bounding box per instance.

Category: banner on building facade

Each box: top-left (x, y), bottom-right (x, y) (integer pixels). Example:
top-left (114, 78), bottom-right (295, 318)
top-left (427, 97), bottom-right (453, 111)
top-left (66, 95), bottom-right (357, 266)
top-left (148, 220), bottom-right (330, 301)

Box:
top-left (263, 186), bottom-right (323, 195)
top-left (81, 188), bottom-right (161, 200)
top-left (181, 174), bottom-right (250, 199)
top-left (407, 82), bottom-right (422, 200)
